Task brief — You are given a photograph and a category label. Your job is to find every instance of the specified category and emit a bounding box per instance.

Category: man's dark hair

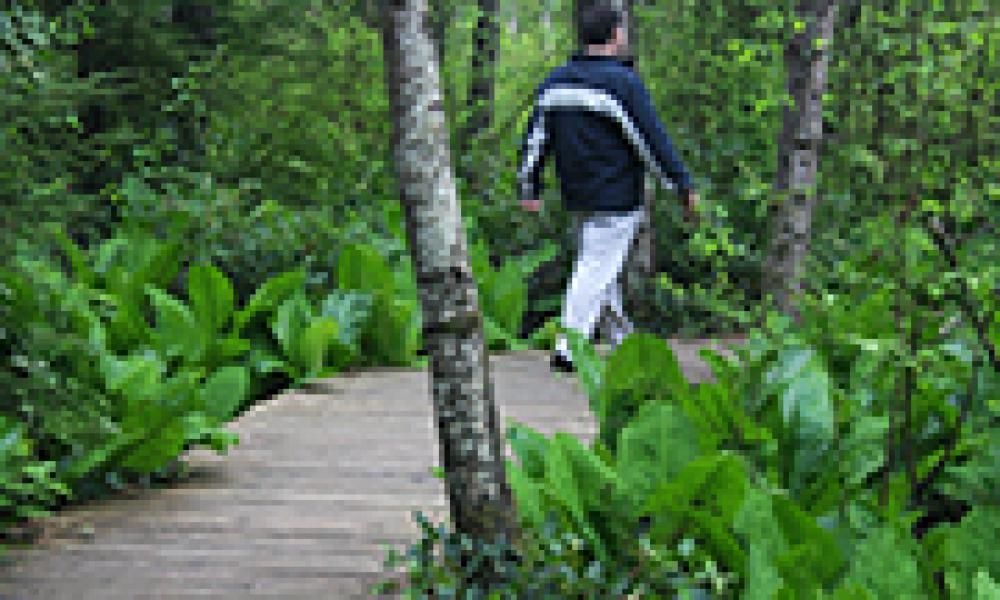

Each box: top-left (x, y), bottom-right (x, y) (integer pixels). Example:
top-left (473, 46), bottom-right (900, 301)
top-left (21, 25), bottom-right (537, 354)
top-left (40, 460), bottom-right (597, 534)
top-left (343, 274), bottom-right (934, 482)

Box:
top-left (578, 5), bottom-right (623, 47)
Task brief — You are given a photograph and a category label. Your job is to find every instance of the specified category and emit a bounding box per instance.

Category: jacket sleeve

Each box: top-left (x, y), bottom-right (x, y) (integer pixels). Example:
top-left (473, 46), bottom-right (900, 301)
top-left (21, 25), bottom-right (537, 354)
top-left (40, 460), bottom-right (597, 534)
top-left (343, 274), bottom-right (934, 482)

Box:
top-left (622, 72), bottom-right (694, 195)
top-left (516, 85), bottom-right (552, 201)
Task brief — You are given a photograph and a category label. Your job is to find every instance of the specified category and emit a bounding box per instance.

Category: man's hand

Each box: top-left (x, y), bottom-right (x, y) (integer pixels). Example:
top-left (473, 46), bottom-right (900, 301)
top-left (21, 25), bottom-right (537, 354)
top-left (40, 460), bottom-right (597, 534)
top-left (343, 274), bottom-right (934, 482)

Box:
top-left (682, 190), bottom-right (700, 224)
top-left (520, 198), bottom-right (542, 212)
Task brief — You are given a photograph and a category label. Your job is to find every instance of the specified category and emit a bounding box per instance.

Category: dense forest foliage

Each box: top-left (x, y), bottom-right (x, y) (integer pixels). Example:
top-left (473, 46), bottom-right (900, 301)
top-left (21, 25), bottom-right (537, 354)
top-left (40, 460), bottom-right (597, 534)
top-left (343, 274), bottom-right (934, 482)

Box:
top-left (1, 0), bottom-right (997, 597)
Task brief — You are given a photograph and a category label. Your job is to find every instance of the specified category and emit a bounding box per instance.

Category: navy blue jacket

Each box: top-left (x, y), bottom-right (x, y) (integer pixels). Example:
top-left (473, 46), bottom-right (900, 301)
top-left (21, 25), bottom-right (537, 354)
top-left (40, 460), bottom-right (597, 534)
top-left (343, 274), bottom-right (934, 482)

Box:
top-left (517, 54), bottom-right (694, 212)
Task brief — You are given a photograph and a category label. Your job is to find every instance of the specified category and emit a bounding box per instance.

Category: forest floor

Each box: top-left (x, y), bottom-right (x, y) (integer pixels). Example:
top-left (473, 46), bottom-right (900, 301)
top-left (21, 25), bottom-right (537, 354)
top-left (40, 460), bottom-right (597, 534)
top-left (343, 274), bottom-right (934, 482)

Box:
top-left (0, 340), bottom-right (739, 599)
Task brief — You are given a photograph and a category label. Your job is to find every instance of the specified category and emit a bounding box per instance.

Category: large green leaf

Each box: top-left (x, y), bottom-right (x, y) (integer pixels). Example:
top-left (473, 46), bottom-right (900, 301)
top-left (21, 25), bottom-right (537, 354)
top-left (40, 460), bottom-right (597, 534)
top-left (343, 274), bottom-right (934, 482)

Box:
top-left (199, 366), bottom-right (248, 423)
top-left (765, 344), bottom-right (835, 488)
top-left (733, 486), bottom-right (787, 599)
top-left (543, 435), bottom-right (585, 526)
top-left (507, 422), bottom-right (550, 480)
top-left (769, 492), bottom-right (844, 587)
top-left (565, 329), bottom-right (605, 411)
top-left (839, 415), bottom-right (889, 488)
top-left (146, 286), bottom-right (204, 361)
top-left (187, 264), bottom-right (235, 332)
top-left (233, 269), bottom-right (305, 333)
top-left (298, 317), bottom-right (339, 378)
top-left (543, 432), bottom-right (620, 560)
top-left (119, 419), bottom-right (187, 474)
top-left (506, 461), bottom-right (545, 530)
top-left (338, 243), bottom-right (394, 297)
top-left (645, 452), bottom-right (749, 570)
top-left (271, 294), bottom-right (340, 379)
top-left (846, 527), bottom-right (927, 599)
top-left (489, 260), bottom-right (527, 337)
top-left (927, 507), bottom-right (1000, 600)
top-left (598, 333), bottom-right (689, 452)
top-left (366, 295), bottom-right (418, 366)
top-left (974, 571), bottom-right (1000, 600)
top-left (272, 293), bottom-right (312, 359)
top-left (102, 354), bottom-right (164, 401)
top-left (107, 358), bottom-right (196, 475)
top-left (472, 240), bottom-right (556, 342)
top-left (616, 403), bottom-right (701, 504)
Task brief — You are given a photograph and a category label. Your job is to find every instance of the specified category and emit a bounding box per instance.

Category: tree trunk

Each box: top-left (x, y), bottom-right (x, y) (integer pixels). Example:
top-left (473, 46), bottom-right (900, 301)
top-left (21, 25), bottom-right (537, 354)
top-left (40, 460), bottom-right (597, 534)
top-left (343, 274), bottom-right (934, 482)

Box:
top-left (378, 0), bottom-right (517, 547)
top-left (459, 0), bottom-right (499, 200)
top-left (764, 0), bottom-right (839, 318)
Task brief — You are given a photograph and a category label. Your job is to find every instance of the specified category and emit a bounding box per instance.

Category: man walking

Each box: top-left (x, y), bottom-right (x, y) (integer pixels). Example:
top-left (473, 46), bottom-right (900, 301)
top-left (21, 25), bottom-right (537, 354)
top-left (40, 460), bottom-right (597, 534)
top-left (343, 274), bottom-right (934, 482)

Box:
top-left (517, 5), bottom-right (699, 372)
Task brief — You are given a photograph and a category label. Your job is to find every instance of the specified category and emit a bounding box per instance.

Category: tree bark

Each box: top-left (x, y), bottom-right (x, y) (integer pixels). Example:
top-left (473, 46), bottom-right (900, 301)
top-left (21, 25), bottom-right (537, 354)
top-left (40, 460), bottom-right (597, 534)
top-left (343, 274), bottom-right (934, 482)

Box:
top-left (378, 0), bottom-right (517, 547)
top-left (764, 0), bottom-right (839, 318)
top-left (459, 0), bottom-right (499, 199)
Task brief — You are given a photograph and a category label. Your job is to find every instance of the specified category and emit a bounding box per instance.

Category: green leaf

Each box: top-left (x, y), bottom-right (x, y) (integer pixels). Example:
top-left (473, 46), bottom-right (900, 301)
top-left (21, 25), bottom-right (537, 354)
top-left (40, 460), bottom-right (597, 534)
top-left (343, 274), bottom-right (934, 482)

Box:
top-left (839, 415), bottom-right (888, 487)
top-left (120, 418), bottom-right (187, 474)
top-left (213, 336), bottom-right (252, 363)
top-left (771, 493), bottom-right (844, 584)
top-left (507, 461), bottom-right (545, 529)
top-left (507, 422), bottom-right (549, 480)
top-left (974, 571), bottom-right (1000, 600)
top-left (544, 435), bottom-right (585, 525)
top-left (846, 527), bottom-right (926, 599)
top-left (298, 317), bottom-right (339, 378)
top-left (199, 366), bottom-right (248, 423)
top-left (360, 293), bottom-right (417, 365)
top-left (338, 243), bottom-right (393, 297)
top-left (765, 345), bottom-right (835, 487)
top-left (733, 487), bottom-right (786, 599)
top-left (617, 403), bottom-right (701, 504)
top-left (234, 269), bottom-right (306, 333)
top-left (932, 507), bottom-right (1000, 600)
top-left (48, 223), bottom-right (94, 287)
top-left (488, 260), bottom-right (527, 336)
top-left (599, 333), bottom-right (689, 451)
top-left (565, 329), bottom-right (605, 410)
top-left (146, 286), bottom-right (203, 361)
top-left (60, 431), bottom-right (142, 483)
top-left (272, 293), bottom-right (312, 359)
top-left (103, 354), bottom-right (164, 400)
top-left (646, 452), bottom-right (748, 570)
top-left (187, 264), bottom-right (234, 332)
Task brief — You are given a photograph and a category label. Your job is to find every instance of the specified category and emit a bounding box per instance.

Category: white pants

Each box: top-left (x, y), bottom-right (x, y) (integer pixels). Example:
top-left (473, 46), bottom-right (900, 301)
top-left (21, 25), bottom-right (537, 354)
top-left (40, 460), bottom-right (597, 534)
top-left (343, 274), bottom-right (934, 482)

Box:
top-left (555, 207), bottom-right (644, 360)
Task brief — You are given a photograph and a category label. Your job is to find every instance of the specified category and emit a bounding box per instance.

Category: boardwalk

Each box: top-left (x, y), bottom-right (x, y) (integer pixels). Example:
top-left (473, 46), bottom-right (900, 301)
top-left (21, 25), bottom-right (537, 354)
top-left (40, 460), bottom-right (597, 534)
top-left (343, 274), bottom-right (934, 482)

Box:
top-left (0, 342), bottom-right (733, 599)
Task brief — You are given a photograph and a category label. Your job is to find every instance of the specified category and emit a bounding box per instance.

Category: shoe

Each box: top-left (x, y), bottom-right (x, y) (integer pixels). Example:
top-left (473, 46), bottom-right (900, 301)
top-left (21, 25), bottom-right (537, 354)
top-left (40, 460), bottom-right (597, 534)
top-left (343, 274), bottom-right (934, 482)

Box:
top-left (550, 352), bottom-right (576, 373)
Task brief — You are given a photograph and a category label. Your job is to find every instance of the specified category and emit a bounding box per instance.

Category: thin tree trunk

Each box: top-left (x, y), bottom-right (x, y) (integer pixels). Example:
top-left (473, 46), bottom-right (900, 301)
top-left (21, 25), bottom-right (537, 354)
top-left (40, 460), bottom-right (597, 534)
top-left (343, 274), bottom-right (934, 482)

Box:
top-left (459, 0), bottom-right (499, 199)
top-left (378, 0), bottom-right (517, 548)
top-left (764, 0), bottom-right (839, 318)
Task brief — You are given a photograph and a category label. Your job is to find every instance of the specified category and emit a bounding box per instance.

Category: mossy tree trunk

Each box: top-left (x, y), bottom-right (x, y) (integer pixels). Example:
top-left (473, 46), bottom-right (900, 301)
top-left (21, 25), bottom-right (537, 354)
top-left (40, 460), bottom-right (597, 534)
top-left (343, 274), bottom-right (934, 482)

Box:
top-left (764, 0), bottom-right (839, 318)
top-left (460, 0), bottom-right (500, 203)
top-left (378, 0), bottom-right (517, 548)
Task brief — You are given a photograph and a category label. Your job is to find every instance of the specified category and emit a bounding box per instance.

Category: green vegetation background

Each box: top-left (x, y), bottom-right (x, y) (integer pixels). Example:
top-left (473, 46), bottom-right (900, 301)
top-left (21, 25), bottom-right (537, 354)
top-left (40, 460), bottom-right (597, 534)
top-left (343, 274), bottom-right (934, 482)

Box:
top-left (1, 1), bottom-right (996, 597)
